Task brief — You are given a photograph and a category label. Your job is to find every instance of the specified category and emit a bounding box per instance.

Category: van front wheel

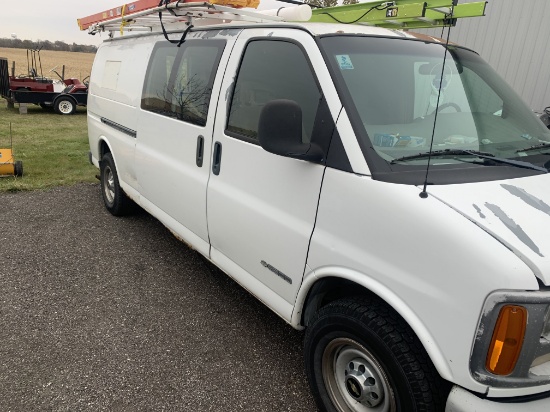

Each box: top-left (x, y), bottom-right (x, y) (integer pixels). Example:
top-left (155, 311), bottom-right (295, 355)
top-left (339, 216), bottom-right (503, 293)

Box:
top-left (100, 152), bottom-right (132, 216)
top-left (304, 298), bottom-right (448, 412)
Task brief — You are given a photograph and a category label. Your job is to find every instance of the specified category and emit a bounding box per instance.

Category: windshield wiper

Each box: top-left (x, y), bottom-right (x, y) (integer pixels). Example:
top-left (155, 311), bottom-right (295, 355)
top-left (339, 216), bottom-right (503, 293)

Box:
top-left (391, 148), bottom-right (548, 173)
top-left (516, 142), bottom-right (550, 153)
top-left (391, 149), bottom-right (494, 163)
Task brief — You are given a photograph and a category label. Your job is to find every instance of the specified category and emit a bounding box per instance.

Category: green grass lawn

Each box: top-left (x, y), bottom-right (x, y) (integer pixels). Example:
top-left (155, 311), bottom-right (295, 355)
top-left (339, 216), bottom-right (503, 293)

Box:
top-left (0, 99), bottom-right (97, 192)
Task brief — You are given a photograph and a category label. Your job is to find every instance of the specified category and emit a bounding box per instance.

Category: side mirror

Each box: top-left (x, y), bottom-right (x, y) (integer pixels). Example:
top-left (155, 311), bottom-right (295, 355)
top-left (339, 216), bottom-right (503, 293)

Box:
top-left (258, 99), bottom-right (324, 162)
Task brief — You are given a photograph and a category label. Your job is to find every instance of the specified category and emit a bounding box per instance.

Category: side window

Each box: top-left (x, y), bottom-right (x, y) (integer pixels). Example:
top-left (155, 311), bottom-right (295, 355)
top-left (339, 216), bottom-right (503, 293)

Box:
top-left (227, 40), bottom-right (321, 142)
top-left (141, 40), bottom-right (225, 126)
top-left (141, 46), bottom-right (177, 115)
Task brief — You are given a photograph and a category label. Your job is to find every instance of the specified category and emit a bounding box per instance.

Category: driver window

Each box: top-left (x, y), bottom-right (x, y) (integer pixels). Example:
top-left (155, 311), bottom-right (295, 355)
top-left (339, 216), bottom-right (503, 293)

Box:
top-left (227, 40), bottom-right (321, 142)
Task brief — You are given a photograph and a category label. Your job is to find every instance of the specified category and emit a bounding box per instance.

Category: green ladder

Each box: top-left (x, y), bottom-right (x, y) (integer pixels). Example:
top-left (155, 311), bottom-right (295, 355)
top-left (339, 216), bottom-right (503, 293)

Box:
top-left (308, 0), bottom-right (487, 29)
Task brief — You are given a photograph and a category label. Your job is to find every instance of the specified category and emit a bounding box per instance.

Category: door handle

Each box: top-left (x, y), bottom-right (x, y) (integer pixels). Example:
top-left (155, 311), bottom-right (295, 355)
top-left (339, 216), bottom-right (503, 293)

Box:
top-left (196, 135), bottom-right (204, 167)
top-left (212, 141), bottom-right (222, 175)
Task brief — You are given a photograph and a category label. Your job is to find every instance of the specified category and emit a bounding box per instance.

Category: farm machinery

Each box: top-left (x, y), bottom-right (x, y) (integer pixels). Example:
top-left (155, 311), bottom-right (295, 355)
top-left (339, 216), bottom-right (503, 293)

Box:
top-left (0, 48), bottom-right (88, 115)
top-left (0, 124), bottom-right (23, 178)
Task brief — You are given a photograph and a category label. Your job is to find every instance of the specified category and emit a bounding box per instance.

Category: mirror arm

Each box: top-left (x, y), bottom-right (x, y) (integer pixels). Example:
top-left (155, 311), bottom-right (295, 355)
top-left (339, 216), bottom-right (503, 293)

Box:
top-left (285, 143), bottom-right (324, 162)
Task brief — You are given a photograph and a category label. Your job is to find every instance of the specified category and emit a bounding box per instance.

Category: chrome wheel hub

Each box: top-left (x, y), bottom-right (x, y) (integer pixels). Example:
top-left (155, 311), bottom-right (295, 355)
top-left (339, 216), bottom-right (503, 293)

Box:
top-left (344, 357), bottom-right (383, 407)
top-left (103, 166), bottom-right (115, 205)
top-left (322, 338), bottom-right (396, 412)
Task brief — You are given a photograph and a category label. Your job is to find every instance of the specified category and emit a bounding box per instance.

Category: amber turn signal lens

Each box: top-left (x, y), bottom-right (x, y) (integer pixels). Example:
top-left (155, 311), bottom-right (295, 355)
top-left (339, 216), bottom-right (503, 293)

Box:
top-left (486, 305), bottom-right (527, 375)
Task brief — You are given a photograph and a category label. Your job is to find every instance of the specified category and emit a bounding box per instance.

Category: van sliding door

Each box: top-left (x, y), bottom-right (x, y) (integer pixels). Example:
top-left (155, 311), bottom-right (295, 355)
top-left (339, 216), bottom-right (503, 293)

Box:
top-left (135, 38), bottom-right (228, 256)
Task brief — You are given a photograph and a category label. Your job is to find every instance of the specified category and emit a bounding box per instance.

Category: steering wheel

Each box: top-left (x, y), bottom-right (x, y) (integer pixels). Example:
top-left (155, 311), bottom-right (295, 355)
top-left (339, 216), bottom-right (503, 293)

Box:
top-left (437, 102), bottom-right (461, 113)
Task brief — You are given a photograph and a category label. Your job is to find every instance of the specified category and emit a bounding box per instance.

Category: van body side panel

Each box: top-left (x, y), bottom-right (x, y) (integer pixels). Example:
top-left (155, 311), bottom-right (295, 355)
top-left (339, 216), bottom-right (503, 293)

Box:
top-left (139, 194), bottom-right (210, 257)
top-left (306, 167), bottom-right (539, 393)
top-left (207, 28), bottom-right (331, 306)
top-left (210, 247), bottom-right (295, 321)
top-left (88, 37), bottom-right (155, 192)
top-left (134, 35), bottom-right (231, 247)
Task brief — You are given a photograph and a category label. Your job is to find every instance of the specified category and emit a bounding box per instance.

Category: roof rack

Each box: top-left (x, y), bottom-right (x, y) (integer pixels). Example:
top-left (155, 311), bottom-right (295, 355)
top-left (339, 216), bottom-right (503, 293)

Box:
top-left (78, 1), bottom-right (300, 35)
top-left (309, 0), bottom-right (487, 29)
top-left (78, 0), bottom-right (487, 36)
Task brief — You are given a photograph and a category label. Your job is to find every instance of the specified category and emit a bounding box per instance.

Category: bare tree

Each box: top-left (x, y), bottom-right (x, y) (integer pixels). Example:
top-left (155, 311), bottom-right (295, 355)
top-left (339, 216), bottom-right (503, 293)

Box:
top-left (157, 73), bottom-right (210, 125)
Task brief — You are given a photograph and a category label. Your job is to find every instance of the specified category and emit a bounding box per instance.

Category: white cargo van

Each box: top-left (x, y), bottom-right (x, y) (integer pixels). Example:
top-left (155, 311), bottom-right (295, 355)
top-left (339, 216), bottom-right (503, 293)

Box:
top-left (84, 2), bottom-right (550, 411)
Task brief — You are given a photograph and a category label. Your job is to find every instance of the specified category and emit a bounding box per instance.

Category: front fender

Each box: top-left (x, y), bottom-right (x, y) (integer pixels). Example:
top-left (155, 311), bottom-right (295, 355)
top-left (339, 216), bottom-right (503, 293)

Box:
top-left (292, 266), bottom-right (456, 383)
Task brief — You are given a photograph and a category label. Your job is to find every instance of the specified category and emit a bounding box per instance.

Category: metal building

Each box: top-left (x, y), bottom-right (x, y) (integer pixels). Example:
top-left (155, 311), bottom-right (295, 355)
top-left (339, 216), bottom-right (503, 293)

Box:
top-left (415, 0), bottom-right (550, 112)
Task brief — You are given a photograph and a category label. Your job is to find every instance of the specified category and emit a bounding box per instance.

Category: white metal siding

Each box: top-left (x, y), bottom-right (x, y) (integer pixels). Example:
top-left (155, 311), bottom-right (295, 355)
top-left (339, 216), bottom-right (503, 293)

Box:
top-left (415, 0), bottom-right (550, 111)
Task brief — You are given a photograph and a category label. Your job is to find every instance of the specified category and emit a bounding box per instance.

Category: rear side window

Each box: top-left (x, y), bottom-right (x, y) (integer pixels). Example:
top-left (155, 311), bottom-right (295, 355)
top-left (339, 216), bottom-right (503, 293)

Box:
top-left (227, 40), bottom-right (321, 142)
top-left (142, 39), bottom-right (225, 126)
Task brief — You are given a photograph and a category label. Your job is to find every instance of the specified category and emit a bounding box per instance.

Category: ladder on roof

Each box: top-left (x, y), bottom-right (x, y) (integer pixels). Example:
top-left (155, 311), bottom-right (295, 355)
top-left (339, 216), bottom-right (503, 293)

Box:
top-left (78, 0), bottom-right (272, 34)
top-left (77, 0), bottom-right (487, 36)
top-left (309, 0), bottom-right (487, 29)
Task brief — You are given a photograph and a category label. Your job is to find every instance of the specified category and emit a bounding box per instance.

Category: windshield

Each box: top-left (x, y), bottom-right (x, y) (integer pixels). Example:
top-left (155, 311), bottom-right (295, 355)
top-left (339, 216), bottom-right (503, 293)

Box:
top-left (320, 36), bottom-right (550, 184)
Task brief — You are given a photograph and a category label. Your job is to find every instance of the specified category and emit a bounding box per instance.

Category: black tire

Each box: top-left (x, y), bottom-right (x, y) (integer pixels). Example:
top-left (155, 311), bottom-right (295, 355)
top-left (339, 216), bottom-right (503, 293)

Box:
top-left (304, 298), bottom-right (449, 412)
top-left (14, 160), bottom-right (23, 177)
top-left (54, 97), bottom-right (76, 115)
top-left (100, 152), bottom-right (133, 216)
top-left (39, 102), bottom-right (53, 110)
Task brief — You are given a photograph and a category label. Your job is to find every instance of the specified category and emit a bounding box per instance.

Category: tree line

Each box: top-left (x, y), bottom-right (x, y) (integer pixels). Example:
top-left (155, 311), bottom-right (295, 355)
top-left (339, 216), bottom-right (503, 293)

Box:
top-left (0, 38), bottom-right (97, 54)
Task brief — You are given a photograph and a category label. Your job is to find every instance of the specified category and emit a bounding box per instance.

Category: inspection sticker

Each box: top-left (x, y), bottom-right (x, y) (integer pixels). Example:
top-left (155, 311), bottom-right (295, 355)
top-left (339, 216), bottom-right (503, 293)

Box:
top-left (336, 55), bottom-right (354, 70)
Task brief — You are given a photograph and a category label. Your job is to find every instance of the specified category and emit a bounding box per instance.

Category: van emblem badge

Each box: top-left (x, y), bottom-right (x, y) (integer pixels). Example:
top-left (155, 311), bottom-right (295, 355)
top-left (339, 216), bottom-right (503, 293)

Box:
top-left (261, 261), bottom-right (292, 284)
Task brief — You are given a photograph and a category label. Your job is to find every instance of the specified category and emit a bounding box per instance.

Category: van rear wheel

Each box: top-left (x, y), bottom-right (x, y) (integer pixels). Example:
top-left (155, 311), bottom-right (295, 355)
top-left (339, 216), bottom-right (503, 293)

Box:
top-left (100, 152), bottom-right (133, 216)
top-left (304, 298), bottom-right (448, 412)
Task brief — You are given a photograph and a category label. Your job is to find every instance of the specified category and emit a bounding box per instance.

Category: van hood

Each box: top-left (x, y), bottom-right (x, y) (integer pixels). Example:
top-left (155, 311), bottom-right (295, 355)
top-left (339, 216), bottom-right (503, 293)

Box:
top-left (426, 174), bottom-right (550, 286)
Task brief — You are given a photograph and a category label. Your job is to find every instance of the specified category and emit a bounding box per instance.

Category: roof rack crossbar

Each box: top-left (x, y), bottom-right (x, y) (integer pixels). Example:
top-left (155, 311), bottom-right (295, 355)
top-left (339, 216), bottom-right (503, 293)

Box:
top-left (79, 1), bottom-right (289, 35)
top-left (309, 0), bottom-right (487, 30)
top-left (78, 0), bottom-right (487, 36)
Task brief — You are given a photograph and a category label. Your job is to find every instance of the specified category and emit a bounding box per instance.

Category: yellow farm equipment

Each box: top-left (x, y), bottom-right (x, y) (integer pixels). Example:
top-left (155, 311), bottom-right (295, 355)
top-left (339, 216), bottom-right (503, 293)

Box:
top-left (0, 123), bottom-right (23, 177)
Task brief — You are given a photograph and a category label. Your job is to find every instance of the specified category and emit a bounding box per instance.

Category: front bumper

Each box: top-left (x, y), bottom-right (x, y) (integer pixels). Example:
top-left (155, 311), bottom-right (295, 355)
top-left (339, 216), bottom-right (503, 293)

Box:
top-left (446, 386), bottom-right (550, 411)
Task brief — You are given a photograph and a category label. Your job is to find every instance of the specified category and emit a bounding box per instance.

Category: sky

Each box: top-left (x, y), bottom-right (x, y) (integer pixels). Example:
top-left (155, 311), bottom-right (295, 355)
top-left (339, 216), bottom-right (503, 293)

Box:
top-left (1, 0), bottom-right (290, 46)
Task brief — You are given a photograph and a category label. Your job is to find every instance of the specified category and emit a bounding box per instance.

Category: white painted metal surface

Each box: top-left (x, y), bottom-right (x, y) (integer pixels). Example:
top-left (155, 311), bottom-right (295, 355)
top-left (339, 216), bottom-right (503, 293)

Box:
top-left (428, 173), bottom-right (550, 285)
top-left (446, 385), bottom-right (550, 412)
top-left (88, 35), bottom-right (155, 192)
top-left (207, 28), bottom-right (329, 305)
top-left (305, 167), bottom-right (538, 392)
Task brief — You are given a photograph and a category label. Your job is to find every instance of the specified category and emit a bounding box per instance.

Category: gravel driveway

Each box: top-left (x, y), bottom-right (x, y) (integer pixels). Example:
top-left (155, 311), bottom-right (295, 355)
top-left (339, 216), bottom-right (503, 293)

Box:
top-left (0, 183), bottom-right (317, 411)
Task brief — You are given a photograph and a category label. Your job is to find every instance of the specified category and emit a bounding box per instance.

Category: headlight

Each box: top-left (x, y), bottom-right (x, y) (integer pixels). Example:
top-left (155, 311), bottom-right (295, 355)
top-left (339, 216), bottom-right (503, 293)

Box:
top-left (471, 291), bottom-right (550, 388)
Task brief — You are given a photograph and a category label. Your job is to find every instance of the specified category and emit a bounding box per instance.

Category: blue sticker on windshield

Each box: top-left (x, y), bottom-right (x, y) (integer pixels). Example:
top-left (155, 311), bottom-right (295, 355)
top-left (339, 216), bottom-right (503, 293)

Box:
top-left (336, 55), bottom-right (354, 70)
